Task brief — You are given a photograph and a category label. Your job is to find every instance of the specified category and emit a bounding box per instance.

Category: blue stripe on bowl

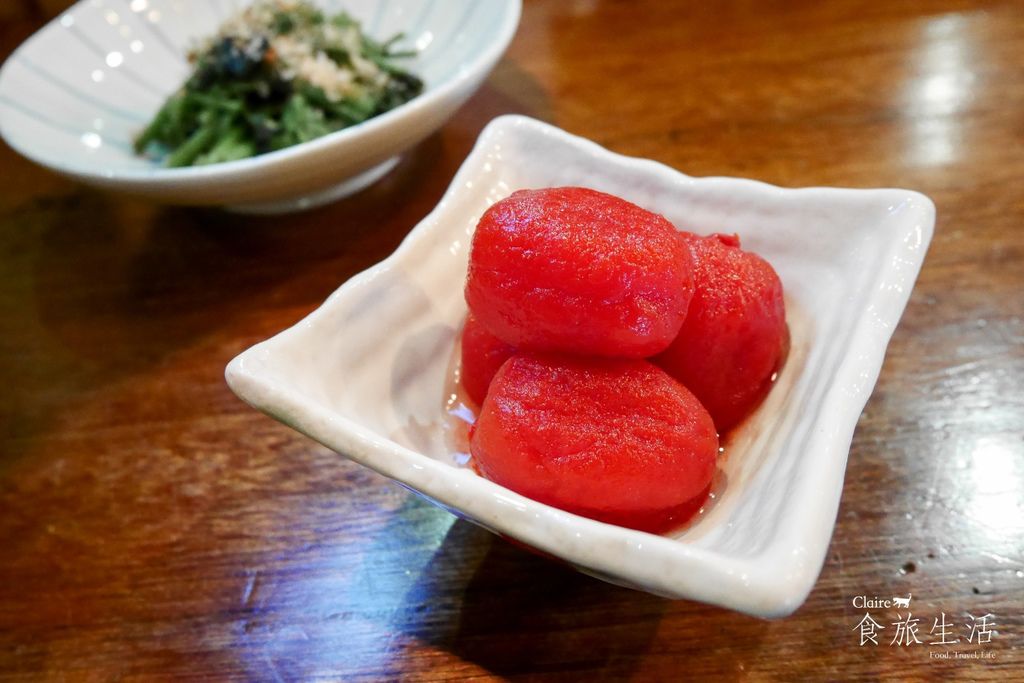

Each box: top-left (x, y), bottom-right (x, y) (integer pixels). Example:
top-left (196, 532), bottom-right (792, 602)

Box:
top-left (117, 0), bottom-right (183, 62)
top-left (68, 23), bottom-right (166, 98)
top-left (421, 1), bottom-right (487, 79)
top-left (368, 0), bottom-right (392, 35)
top-left (16, 58), bottom-right (148, 123)
top-left (461, 7), bottom-right (507, 69)
top-left (0, 94), bottom-right (133, 153)
top-left (408, 0), bottom-right (438, 39)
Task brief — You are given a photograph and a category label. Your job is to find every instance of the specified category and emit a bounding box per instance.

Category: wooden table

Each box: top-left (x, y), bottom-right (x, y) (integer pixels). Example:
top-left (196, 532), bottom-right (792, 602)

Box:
top-left (1, 1), bottom-right (1022, 680)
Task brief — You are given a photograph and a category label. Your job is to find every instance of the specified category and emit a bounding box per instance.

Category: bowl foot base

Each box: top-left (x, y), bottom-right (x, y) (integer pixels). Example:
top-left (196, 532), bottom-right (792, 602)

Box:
top-left (224, 157), bottom-right (400, 215)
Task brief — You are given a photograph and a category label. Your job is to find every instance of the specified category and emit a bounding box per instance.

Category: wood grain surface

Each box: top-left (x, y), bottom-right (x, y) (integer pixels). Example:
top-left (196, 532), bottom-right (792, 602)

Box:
top-left (1, 1), bottom-right (1022, 680)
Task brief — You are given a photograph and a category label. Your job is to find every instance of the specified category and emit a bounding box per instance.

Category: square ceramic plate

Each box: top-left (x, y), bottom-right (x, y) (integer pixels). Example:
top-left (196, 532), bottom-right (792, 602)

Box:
top-left (226, 115), bottom-right (934, 617)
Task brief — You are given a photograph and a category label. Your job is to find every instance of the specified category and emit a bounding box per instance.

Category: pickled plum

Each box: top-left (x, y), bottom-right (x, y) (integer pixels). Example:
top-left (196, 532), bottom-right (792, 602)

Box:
top-left (655, 233), bottom-right (788, 432)
top-left (464, 187), bottom-right (694, 358)
top-left (459, 312), bottom-right (516, 405)
top-left (457, 187), bottom-right (790, 534)
top-left (470, 353), bottom-right (719, 530)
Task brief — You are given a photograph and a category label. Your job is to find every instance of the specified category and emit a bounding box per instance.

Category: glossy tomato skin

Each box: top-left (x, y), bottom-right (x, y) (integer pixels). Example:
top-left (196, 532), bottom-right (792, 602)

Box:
top-left (470, 353), bottom-right (718, 528)
top-left (655, 233), bottom-right (788, 433)
top-left (465, 187), bottom-right (694, 358)
top-left (459, 312), bottom-right (516, 405)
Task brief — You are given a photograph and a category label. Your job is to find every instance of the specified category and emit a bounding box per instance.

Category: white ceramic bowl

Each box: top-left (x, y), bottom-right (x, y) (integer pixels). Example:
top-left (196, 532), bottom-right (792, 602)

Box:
top-left (226, 115), bottom-right (935, 617)
top-left (0, 0), bottom-right (520, 213)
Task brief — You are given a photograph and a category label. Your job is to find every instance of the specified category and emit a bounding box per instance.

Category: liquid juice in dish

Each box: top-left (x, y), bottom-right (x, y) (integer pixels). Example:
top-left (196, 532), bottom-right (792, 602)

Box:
top-left (440, 321), bottom-right (730, 536)
top-left (441, 330), bottom-right (476, 469)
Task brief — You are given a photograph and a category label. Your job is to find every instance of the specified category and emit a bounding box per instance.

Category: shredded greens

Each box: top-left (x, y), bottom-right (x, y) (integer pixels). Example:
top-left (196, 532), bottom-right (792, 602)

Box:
top-left (134, 0), bottom-right (423, 167)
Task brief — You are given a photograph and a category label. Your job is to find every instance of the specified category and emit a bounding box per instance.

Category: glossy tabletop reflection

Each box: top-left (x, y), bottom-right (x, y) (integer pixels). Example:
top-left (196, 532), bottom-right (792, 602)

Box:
top-left (1, 0), bottom-right (1022, 680)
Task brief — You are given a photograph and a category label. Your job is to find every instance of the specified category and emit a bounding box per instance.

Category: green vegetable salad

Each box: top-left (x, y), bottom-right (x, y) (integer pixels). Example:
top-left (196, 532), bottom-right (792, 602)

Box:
top-left (134, 0), bottom-right (423, 167)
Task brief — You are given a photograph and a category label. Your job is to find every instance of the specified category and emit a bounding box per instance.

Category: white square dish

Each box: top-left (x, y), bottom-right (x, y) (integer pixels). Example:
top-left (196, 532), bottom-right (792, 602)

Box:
top-left (225, 114), bottom-right (934, 617)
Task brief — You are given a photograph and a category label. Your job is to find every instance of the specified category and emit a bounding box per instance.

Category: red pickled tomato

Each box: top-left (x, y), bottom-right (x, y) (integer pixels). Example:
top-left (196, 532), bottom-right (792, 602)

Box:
top-left (459, 312), bottom-right (516, 405)
top-left (655, 233), bottom-right (788, 433)
top-left (465, 187), bottom-right (694, 358)
top-left (470, 353), bottom-right (719, 529)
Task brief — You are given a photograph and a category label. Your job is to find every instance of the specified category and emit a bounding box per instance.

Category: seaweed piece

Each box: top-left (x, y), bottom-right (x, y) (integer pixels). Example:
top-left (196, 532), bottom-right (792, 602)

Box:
top-left (134, 0), bottom-right (422, 167)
